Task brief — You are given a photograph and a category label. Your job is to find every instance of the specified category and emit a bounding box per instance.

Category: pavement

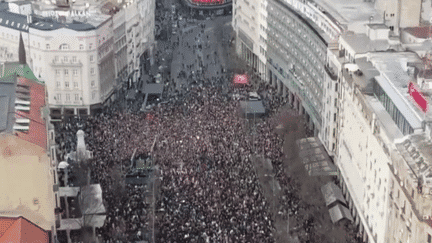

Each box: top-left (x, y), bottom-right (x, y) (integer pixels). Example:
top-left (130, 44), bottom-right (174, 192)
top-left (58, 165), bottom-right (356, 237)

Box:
top-left (170, 15), bottom-right (233, 91)
top-left (251, 154), bottom-right (301, 243)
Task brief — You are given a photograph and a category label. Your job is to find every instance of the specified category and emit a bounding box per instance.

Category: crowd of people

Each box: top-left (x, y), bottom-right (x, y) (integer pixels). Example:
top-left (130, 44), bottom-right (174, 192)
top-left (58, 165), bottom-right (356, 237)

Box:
top-left (54, 73), bottom-right (307, 241)
top-left (52, 4), bottom-right (336, 241)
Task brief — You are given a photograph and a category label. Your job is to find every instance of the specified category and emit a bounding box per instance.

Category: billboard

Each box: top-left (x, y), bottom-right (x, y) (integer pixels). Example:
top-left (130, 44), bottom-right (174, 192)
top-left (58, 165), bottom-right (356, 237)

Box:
top-left (408, 82), bottom-right (428, 113)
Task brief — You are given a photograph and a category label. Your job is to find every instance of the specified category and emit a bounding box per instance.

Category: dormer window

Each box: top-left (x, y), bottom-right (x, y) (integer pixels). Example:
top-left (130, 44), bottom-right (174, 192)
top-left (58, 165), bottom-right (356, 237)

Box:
top-left (60, 44), bottom-right (70, 50)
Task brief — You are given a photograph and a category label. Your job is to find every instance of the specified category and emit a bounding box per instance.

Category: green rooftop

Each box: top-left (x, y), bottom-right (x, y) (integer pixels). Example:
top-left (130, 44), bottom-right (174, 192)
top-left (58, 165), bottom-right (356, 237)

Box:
top-left (0, 62), bottom-right (41, 83)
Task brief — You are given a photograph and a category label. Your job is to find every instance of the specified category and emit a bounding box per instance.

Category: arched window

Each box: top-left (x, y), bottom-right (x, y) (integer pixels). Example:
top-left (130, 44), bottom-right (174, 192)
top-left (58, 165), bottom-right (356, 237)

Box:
top-left (59, 44), bottom-right (69, 50)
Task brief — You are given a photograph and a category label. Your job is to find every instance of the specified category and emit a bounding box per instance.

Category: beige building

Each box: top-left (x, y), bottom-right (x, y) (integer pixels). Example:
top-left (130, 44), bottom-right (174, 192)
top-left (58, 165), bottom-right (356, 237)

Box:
top-left (0, 135), bottom-right (56, 233)
top-left (375, 0), bottom-right (422, 35)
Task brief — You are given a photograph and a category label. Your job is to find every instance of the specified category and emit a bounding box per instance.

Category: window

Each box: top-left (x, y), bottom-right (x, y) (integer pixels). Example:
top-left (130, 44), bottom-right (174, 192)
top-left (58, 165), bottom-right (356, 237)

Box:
top-left (60, 44), bottom-right (69, 50)
top-left (66, 94), bottom-right (70, 101)
top-left (55, 56), bottom-right (59, 62)
top-left (90, 55), bottom-right (94, 62)
top-left (56, 81), bottom-right (60, 88)
top-left (64, 56), bottom-right (68, 62)
top-left (65, 82), bottom-right (69, 88)
top-left (72, 56), bottom-right (77, 63)
top-left (56, 94), bottom-right (61, 101)
top-left (91, 80), bottom-right (95, 87)
top-left (89, 43), bottom-right (93, 49)
top-left (46, 44), bottom-right (50, 49)
top-left (75, 94), bottom-right (79, 101)
top-left (79, 44), bottom-right (84, 50)
top-left (92, 91), bottom-right (96, 99)
top-left (334, 113), bottom-right (337, 122)
top-left (390, 26), bottom-right (394, 31)
top-left (91, 68), bottom-right (95, 75)
top-left (428, 234), bottom-right (431, 243)
top-left (55, 69), bottom-right (60, 75)
top-left (74, 82), bottom-right (78, 88)
top-left (73, 69), bottom-right (78, 76)
top-left (64, 69), bottom-right (69, 76)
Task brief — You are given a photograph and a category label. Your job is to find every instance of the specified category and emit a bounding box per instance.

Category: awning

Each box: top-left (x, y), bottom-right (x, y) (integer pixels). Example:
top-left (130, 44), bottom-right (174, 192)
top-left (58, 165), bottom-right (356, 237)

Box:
top-left (239, 101), bottom-right (266, 118)
top-left (80, 184), bottom-right (106, 215)
top-left (296, 137), bottom-right (338, 176)
top-left (328, 204), bottom-right (354, 224)
top-left (59, 187), bottom-right (80, 197)
top-left (143, 83), bottom-right (163, 95)
top-left (321, 182), bottom-right (347, 207)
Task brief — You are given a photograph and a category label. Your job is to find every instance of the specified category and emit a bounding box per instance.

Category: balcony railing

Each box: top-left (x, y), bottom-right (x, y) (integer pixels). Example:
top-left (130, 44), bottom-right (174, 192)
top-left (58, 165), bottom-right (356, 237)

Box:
top-left (325, 64), bottom-right (337, 80)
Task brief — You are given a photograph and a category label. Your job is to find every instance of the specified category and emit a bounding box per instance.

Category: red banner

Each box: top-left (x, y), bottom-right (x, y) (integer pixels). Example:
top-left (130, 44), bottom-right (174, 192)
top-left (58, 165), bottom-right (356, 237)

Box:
top-left (408, 82), bottom-right (428, 113)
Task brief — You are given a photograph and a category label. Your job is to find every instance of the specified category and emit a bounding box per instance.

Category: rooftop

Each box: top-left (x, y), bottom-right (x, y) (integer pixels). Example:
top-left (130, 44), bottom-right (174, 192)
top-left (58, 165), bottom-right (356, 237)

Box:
top-left (0, 63), bottom-right (47, 150)
top-left (0, 134), bottom-right (54, 231)
top-left (367, 52), bottom-right (429, 127)
top-left (0, 216), bottom-right (49, 242)
top-left (342, 57), bottom-right (380, 92)
top-left (367, 23), bottom-right (388, 30)
top-left (395, 134), bottom-right (432, 187)
top-left (341, 31), bottom-right (390, 54)
top-left (313, 0), bottom-right (382, 32)
top-left (404, 26), bottom-right (432, 39)
top-left (0, 10), bottom-right (29, 32)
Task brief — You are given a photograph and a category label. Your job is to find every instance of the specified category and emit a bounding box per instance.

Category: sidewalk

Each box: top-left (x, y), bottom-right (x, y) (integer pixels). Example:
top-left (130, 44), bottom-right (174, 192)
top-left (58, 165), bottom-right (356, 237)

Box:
top-left (251, 155), bottom-right (300, 243)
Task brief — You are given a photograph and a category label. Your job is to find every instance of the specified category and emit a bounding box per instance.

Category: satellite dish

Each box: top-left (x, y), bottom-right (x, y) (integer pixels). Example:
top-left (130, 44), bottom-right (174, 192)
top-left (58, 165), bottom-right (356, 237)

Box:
top-left (58, 161), bottom-right (70, 169)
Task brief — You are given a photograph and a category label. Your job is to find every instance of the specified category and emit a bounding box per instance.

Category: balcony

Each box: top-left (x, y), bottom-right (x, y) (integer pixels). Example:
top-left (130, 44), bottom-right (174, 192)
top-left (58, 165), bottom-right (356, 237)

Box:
top-left (51, 60), bottom-right (83, 67)
top-left (324, 64), bottom-right (337, 80)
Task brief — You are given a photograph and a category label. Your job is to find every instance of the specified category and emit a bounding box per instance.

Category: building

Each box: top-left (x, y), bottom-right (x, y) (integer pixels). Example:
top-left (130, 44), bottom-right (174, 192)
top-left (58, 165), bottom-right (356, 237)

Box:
top-left (374, 0), bottom-right (422, 34)
top-left (232, 0), bottom-right (267, 80)
top-left (233, 0), bottom-right (432, 242)
top-left (0, 216), bottom-right (50, 242)
top-left (0, 71), bottom-right (59, 242)
top-left (182, 0), bottom-right (232, 15)
top-left (0, 0), bottom-right (155, 119)
top-left (330, 26), bottom-right (432, 242)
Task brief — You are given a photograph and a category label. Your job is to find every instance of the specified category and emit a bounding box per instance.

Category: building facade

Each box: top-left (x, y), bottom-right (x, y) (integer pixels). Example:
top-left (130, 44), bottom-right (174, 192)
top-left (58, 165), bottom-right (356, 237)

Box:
top-left (0, 0), bottom-right (155, 119)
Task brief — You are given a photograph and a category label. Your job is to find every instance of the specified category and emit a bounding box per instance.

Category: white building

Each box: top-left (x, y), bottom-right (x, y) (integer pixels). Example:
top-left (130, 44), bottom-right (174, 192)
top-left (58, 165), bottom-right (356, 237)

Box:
top-left (0, 0), bottom-right (155, 119)
top-left (232, 0), bottom-right (268, 80)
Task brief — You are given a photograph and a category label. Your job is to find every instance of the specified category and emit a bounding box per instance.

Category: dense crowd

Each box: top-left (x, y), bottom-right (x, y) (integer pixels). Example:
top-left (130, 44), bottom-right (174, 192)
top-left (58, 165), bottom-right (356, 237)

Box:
top-left (53, 4), bottom-right (320, 241)
top-left (54, 74), bottom-right (308, 241)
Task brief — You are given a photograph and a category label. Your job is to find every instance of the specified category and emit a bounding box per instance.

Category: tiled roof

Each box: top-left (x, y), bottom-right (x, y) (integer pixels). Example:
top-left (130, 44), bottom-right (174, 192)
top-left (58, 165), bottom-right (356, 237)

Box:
top-left (0, 10), bottom-right (29, 32)
top-left (0, 216), bottom-right (49, 243)
top-left (404, 26), bottom-right (432, 39)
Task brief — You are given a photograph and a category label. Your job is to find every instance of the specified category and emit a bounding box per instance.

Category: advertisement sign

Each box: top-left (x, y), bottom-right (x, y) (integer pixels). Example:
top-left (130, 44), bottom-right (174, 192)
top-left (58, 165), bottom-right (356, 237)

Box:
top-left (408, 82), bottom-right (428, 113)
